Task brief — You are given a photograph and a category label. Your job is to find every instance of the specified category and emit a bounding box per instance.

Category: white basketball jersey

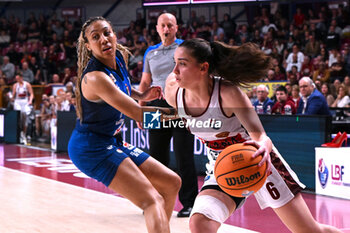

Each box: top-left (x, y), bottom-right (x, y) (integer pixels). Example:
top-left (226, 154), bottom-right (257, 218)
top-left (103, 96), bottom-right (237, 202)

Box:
top-left (15, 82), bottom-right (29, 99)
top-left (177, 77), bottom-right (250, 146)
top-left (176, 77), bottom-right (250, 174)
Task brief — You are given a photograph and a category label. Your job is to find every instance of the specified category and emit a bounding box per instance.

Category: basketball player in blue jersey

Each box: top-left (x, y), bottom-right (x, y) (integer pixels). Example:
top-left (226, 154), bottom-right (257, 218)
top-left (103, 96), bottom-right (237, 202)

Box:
top-left (164, 38), bottom-right (342, 233)
top-left (68, 17), bottom-right (181, 233)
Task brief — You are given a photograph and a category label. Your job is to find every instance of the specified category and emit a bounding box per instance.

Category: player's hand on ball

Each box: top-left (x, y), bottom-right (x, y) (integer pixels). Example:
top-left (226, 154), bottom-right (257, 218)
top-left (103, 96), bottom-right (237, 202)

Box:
top-left (243, 139), bottom-right (272, 176)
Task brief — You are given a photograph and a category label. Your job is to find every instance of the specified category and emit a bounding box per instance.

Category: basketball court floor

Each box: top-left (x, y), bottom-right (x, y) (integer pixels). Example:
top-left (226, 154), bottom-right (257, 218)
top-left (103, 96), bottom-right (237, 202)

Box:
top-left (1, 143), bottom-right (349, 233)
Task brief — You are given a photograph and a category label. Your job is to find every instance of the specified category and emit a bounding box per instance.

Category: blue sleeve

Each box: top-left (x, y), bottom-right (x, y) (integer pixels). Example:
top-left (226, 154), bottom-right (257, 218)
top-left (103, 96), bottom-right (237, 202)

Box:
top-left (297, 100), bottom-right (303, 114)
top-left (304, 96), bottom-right (323, 115)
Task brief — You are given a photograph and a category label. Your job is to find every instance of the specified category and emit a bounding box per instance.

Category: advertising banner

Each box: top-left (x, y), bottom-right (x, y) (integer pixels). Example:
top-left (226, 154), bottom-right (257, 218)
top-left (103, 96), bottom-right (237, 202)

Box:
top-left (315, 147), bottom-right (350, 200)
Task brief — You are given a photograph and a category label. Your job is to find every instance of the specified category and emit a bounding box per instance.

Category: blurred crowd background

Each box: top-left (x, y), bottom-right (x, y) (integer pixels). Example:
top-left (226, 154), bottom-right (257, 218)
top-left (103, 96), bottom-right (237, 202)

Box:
top-left (0, 1), bottom-right (350, 144)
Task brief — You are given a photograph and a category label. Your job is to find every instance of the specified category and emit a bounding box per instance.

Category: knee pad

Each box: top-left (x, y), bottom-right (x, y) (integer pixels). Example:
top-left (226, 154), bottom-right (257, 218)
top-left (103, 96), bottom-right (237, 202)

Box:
top-left (190, 195), bottom-right (230, 224)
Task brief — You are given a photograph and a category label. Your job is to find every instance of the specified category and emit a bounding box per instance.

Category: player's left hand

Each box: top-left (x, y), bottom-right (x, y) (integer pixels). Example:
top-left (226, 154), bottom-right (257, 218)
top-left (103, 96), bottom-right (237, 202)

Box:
top-left (243, 139), bottom-right (272, 176)
top-left (142, 86), bottom-right (163, 101)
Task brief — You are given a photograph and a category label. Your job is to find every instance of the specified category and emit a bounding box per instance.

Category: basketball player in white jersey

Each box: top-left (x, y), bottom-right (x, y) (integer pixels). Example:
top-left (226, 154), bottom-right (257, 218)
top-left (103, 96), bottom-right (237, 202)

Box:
top-left (12, 73), bottom-right (34, 144)
top-left (165, 38), bottom-right (342, 233)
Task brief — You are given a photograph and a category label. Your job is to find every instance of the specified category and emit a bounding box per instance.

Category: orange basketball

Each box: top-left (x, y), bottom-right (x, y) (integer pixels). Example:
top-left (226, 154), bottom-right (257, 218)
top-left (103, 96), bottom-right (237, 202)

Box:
top-left (214, 143), bottom-right (267, 197)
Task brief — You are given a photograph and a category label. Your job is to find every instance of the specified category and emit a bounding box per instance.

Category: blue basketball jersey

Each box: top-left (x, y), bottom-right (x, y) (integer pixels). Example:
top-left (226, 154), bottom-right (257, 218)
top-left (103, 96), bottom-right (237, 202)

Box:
top-left (75, 51), bottom-right (132, 136)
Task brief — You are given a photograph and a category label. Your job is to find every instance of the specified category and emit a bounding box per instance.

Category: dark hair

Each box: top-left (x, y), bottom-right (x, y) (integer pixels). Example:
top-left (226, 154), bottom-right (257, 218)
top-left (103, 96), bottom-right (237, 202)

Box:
top-left (179, 38), bottom-right (272, 86)
top-left (276, 85), bottom-right (287, 94)
top-left (16, 71), bottom-right (23, 77)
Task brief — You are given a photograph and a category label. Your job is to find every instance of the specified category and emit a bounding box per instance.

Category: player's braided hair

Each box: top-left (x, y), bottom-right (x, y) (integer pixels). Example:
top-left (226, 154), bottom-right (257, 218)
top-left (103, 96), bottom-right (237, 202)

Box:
top-left (75, 16), bottom-right (129, 121)
top-left (179, 38), bottom-right (273, 87)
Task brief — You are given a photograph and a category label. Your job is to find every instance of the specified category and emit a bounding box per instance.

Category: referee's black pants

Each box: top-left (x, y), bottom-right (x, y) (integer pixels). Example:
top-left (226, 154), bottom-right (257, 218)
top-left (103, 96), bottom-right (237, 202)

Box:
top-left (149, 121), bottom-right (198, 208)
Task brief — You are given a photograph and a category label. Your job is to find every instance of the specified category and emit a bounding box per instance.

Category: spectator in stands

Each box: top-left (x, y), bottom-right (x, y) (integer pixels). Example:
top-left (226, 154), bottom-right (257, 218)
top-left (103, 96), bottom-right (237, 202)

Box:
top-left (62, 29), bottom-right (75, 59)
top-left (329, 54), bottom-right (346, 83)
top-left (293, 8), bottom-right (305, 29)
top-left (130, 60), bottom-right (143, 84)
top-left (261, 33), bottom-right (273, 55)
top-left (328, 49), bottom-right (339, 68)
top-left (343, 43), bottom-right (350, 76)
top-left (311, 11), bottom-right (327, 35)
top-left (237, 24), bottom-right (249, 43)
top-left (50, 73), bottom-right (63, 85)
top-left (135, 12), bottom-right (146, 30)
top-left (6, 44), bottom-right (21, 66)
top-left (43, 24), bottom-right (54, 46)
top-left (21, 61), bottom-right (34, 84)
top-left (17, 23), bottom-right (28, 42)
top-left (61, 67), bottom-right (75, 85)
top-left (313, 61), bottom-right (330, 84)
top-left (286, 54), bottom-right (302, 72)
top-left (45, 73), bottom-right (63, 95)
top-left (326, 25), bottom-right (340, 50)
top-left (52, 20), bottom-right (64, 39)
top-left (251, 29), bottom-right (263, 47)
top-left (128, 48), bottom-right (143, 70)
top-left (333, 78), bottom-right (342, 91)
top-left (1, 56), bottom-right (15, 84)
top-left (291, 84), bottom-right (300, 108)
top-left (187, 10), bottom-right (199, 28)
top-left (304, 34), bottom-right (320, 58)
top-left (300, 55), bottom-right (314, 77)
top-left (261, 17), bottom-right (277, 35)
top-left (286, 35), bottom-right (295, 51)
top-left (53, 94), bottom-right (65, 113)
top-left (0, 30), bottom-right (10, 48)
top-left (196, 22), bottom-right (211, 42)
top-left (254, 7), bottom-right (270, 22)
top-left (29, 56), bottom-right (42, 84)
top-left (297, 77), bottom-right (331, 115)
top-left (266, 69), bottom-right (275, 81)
top-left (319, 47), bottom-right (328, 62)
top-left (286, 44), bottom-right (304, 66)
top-left (27, 22), bottom-right (40, 43)
top-left (64, 91), bottom-right (75, 112)
top-left (253, 84), bottom-right (274, 114)
top-left (273, 39), bottom-right (284, 55)
top-left (65, 81), bottom-right (74, 94)
top-left (343, 76), bottom-right (350, 93)
top-left (26, 12), bottom-right (37, 26)
top-left (116, 30), bottom-right (127, 45)
top-left (210, 22), bottom-right (225, 42)
top-left (331, 84), bottom-right (350, 108)
top-left (329, 19), bottom-right (342, 36)
top-left (247, 86), bottom-right (258, 104)
top-left (221, 13), bottom-right (236, 40)
top-left (272, 85), bottom-right (296, 115)
top-left (321, 83), bottom-right (335, 107)
top-left (36, 96), bottom-right (52, 139)
top-left (288, 65), bottom-right (301, 84)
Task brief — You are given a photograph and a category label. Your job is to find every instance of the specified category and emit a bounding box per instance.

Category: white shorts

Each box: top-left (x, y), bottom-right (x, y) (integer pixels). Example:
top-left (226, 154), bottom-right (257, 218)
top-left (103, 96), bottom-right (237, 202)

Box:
top-left (14, 98), bottom-right (30, 114)
top-left (202, 146), bottom-right (305, 210)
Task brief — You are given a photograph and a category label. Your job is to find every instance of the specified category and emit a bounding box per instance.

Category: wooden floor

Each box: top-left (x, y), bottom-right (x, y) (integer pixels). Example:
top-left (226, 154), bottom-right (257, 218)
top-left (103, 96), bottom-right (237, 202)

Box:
top-left (1, 143), bottom-right (350, 233)
top-left (0, 167), bottom-right (257, 233)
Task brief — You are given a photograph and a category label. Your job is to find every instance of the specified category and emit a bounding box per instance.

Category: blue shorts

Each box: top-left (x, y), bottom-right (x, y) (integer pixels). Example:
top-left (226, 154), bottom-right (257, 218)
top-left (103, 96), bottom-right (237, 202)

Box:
top-left (68, 130), bottom-right (150, 187)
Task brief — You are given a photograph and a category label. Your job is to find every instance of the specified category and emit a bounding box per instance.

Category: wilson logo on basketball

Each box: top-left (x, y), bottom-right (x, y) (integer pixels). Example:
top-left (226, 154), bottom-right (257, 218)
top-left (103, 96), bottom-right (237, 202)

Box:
top-left (225, 171), bottom-right (262, 186)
